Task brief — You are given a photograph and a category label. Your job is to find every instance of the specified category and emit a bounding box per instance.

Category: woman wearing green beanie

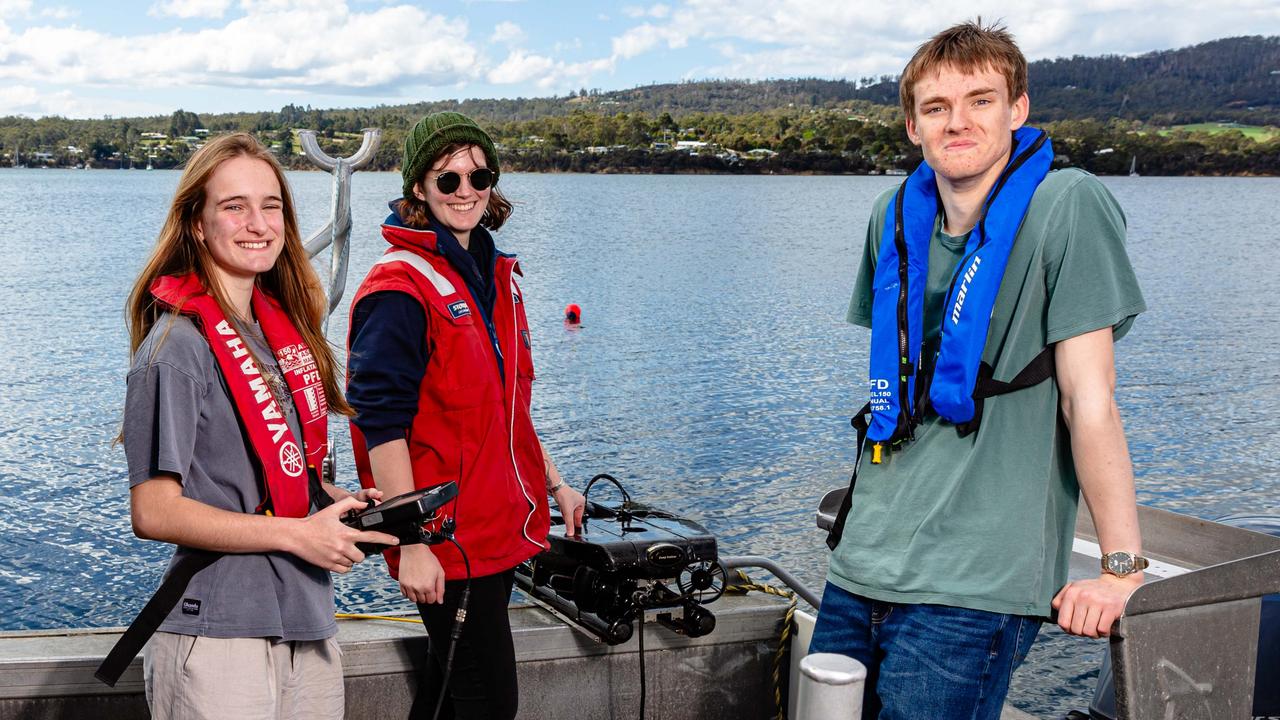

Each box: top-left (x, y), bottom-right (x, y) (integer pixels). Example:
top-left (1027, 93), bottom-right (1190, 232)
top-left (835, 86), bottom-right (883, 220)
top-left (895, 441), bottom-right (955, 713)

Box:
top-left (346, 111), bottom-right (586, 720)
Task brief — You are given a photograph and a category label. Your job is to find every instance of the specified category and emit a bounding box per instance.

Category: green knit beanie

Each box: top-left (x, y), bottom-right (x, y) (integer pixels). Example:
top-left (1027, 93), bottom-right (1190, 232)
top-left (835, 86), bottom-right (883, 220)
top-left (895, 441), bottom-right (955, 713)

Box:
top-left (401, 111), bottom-right (500, 199)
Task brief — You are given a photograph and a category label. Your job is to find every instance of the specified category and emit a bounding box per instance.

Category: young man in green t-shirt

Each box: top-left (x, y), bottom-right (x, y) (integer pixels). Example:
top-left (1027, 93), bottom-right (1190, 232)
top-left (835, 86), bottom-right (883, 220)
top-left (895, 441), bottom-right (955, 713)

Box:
top-left (812, 21), bottom-right (1148, 718)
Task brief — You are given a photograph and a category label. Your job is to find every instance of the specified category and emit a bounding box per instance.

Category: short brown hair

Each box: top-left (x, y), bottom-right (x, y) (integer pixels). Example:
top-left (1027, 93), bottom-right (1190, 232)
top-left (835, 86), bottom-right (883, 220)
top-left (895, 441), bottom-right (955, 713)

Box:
top-left (396, 142), bottom-right (513, 231)
top-left (899, 20), bottom-right (1027, 118)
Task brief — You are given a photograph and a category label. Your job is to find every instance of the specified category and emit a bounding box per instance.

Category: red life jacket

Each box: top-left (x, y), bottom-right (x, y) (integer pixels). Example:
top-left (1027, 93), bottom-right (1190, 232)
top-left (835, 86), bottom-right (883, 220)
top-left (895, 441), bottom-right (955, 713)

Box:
top-left (348, 224), bottom-right (549, 580)
top-left (151, 274), bottom-right (328, 518)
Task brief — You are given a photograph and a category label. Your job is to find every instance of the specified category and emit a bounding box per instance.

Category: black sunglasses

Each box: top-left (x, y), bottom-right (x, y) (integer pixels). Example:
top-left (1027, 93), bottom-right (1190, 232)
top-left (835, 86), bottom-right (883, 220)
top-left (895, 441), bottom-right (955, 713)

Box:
top-left (432, 167), bottom-right (497, 195)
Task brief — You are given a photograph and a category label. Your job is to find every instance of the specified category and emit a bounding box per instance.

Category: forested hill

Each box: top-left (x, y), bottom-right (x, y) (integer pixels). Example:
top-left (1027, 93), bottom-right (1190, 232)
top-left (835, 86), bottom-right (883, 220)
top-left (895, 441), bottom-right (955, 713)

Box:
top-left (4, 35), bottom-right (1279, 176)
top-left (601, 36), bottom-right (1280, 125)
top-left (1025, 35), bottom-right (1279, 124)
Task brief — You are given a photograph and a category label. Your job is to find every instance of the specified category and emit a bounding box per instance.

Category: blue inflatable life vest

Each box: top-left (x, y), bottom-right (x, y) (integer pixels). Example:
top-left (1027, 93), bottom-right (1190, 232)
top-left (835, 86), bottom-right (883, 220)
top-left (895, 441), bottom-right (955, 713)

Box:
top-left (866, 126), bottom-right (1054, 457)
top-left (827, 128), bottom-right (1059, 550)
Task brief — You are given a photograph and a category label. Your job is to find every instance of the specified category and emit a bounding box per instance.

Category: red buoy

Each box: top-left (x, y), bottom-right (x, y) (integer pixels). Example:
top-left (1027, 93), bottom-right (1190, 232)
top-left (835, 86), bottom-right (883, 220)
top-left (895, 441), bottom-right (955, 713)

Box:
top-left (564, 303), bottom-right (582, 325)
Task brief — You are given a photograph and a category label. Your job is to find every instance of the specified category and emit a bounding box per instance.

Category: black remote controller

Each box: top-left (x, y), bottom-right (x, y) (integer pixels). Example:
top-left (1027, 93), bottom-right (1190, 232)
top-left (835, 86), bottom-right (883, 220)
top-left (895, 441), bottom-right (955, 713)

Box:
top-left (340, 482), bottom-right (459, 555)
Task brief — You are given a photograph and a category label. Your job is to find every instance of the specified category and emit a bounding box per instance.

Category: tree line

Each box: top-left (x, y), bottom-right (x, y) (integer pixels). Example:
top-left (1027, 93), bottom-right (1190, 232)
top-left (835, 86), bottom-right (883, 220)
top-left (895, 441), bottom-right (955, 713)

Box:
top-left (5, 104), bottom-right (1276, 176)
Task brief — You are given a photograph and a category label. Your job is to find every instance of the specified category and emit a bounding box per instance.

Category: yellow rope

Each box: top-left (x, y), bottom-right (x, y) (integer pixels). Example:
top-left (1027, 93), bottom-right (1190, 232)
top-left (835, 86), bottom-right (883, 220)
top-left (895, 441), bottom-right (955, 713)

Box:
top-left (334, 612), bottom-right (423, 624)
top-left (727, 570), bottom-right (798, 720)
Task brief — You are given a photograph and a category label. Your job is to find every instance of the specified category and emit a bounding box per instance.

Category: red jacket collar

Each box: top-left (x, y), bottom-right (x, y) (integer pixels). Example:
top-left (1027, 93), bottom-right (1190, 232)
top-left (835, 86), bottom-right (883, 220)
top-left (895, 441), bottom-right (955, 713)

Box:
top-left (381, 222), bottom-right (441, 254)
top-left (379, 222), bottom-right (521, 277)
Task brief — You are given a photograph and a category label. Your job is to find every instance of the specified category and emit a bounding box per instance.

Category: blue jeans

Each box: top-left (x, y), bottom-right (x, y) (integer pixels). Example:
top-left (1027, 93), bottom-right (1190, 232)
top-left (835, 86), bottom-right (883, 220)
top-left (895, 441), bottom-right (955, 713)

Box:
top-left (808, 582), bottom-right (1040, 720)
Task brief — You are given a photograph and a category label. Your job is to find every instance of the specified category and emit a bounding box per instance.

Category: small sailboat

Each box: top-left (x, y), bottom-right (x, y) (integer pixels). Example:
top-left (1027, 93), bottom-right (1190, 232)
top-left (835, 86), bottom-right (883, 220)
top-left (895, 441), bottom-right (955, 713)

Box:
top-left (1129, 155), bottom-right (1139, 177)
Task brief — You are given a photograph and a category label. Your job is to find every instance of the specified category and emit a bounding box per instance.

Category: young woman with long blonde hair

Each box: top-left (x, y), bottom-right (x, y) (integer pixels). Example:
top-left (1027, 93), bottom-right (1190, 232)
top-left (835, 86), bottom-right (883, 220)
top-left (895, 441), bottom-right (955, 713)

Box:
top-left (121, 133), bottom-right (396, 720)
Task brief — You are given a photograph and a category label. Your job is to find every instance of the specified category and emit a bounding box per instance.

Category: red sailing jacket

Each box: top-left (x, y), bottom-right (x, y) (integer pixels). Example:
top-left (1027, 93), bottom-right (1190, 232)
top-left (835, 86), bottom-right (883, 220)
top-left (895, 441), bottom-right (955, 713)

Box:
top-left (348, 223), bottom-right (549, 580)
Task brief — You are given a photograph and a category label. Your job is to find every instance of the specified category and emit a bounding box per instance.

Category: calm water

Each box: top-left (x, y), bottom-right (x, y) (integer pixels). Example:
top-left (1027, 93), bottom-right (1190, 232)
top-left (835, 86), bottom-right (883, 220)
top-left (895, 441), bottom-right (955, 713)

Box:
top-left (0, 168), bottom-right (1276, 716)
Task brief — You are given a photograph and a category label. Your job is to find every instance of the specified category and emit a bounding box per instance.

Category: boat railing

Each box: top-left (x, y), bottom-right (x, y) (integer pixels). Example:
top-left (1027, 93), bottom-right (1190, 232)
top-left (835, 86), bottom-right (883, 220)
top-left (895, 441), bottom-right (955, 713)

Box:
top-left (1074, 501), bottom-right (1280, 717)
top-left (722, 556), bottom-right (822, 609)
top-left (1110, 536), bottom-right (1280, 718)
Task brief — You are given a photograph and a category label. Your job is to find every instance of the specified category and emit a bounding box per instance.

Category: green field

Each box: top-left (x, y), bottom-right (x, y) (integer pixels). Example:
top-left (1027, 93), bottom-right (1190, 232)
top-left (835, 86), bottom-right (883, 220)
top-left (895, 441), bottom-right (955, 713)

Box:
top-left (1160, 123), bottom-right (1278, 142)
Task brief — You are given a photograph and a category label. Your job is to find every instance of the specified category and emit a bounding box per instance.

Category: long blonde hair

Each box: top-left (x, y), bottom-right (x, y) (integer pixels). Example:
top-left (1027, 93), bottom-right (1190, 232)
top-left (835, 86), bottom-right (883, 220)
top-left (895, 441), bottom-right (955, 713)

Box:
top-left (124, 132), bottom-right (352, 416)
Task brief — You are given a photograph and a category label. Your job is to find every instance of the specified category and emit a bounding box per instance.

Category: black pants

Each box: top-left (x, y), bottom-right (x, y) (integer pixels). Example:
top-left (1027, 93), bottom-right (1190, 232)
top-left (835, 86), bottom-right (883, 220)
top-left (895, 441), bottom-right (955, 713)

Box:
top-left (410, 568), bottom-right (518, 720)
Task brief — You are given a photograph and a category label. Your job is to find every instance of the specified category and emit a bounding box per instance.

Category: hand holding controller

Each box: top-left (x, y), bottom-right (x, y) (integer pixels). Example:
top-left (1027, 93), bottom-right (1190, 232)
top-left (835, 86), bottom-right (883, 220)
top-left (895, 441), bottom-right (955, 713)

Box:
top-left (339, 482), bottom-right (459, 555)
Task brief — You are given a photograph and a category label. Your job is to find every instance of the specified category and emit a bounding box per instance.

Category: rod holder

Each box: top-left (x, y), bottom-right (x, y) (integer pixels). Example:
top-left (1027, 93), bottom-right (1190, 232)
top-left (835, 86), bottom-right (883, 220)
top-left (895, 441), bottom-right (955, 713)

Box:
top-left (796, 652), bottom-right (866, 720)
top-left (298, 128), bottom-right (382, 332)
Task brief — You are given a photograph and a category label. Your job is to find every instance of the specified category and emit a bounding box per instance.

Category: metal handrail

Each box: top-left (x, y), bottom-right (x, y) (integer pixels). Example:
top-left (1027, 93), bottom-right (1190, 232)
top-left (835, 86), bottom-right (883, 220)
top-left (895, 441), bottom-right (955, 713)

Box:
top-left (297, 128), bottom-right (381, 483)
top-left (721, 555), bottom-right (822, 609)
top-left (299, 128), bottom-right (382, 332)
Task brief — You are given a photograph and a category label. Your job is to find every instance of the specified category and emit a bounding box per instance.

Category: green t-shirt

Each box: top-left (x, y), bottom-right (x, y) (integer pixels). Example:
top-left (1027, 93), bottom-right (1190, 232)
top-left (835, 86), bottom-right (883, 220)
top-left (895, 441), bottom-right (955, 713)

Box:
top-left (831, 168), bottom-right (1146, 617)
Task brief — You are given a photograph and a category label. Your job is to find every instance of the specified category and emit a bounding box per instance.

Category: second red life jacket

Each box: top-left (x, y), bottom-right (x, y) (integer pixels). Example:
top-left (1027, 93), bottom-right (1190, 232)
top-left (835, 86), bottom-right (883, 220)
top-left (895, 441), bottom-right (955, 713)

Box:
top-left (348, 223), bottom-right (549, 580)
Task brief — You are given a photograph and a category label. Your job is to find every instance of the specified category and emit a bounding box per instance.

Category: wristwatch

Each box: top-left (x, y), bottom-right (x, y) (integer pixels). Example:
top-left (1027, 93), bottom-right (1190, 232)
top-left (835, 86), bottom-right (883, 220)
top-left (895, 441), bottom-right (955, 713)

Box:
top-left (1101, 551), bottom-right (1149, 577)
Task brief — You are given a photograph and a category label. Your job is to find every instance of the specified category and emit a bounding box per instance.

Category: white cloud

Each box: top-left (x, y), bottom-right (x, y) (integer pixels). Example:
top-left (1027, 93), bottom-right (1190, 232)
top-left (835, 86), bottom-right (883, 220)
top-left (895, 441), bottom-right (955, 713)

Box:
top-left (552, 37), bottom-right (582, 54)
top-left (0, 2), bottom-right (482, 95)
top-left (623, 4), bottom-right (670, 19)
top-left (487, 49), bottom-right (555, 85)
top-left (3, 0), bottom-right (1278, 119)
top-left (0, 83), bottom-right (168, 118)
top-left (600, 0), bottom-right (1280, 83)
top-left (0, 83), bottom-right (41, 112)
top-left (149, 0), bottom-right (233, 19)
top-left (487, 49), bottom-right (614, 90)
top-left (39, 5), bottom-right (76, 19)
top-left (493, 20), bottom-right (524, 44)
top-left (611, 22), bottom-right (686, 59)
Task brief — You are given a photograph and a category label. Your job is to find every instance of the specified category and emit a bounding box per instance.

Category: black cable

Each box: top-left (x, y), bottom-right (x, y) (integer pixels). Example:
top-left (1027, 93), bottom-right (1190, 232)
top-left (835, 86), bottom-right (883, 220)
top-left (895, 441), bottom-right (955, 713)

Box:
top-left (637, 605), bottom-right (646, 720)
top-left (430, 533), bottom-right (471, 720)
top-left (583, 472), bottom-right (631, 507)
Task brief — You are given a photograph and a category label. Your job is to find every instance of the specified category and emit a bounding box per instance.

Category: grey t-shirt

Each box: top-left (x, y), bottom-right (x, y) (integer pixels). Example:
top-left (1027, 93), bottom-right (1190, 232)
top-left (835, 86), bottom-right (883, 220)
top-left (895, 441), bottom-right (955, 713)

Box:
top-left (123, 312), bottom-right (336, 640)
top-left (832, 169), bottom-right (1146, 617)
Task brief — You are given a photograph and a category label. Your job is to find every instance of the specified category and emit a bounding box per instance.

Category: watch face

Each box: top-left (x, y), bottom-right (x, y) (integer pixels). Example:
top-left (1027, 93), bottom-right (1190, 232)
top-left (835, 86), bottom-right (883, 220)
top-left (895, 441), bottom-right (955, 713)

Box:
top-left (1105, 552), bottom-right (1135, 575)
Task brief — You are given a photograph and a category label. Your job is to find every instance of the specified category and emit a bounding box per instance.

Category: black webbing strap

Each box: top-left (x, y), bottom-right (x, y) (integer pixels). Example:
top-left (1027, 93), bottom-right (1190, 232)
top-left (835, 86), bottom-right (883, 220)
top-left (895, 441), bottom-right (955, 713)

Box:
top-left (825, 403), bottom-right (872, 551)
top-left (95, 550), bottom-right (220, 686)
top-left (828, 347), bottom-right (1054, 546)
top-left (955, 345), bottom-right (1056, 438)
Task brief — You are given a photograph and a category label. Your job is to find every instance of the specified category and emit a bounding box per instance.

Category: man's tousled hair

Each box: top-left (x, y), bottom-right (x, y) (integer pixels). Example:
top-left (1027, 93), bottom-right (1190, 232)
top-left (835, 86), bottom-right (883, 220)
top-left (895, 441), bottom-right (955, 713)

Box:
top-left (899, 19), bottom-right (1027, 118)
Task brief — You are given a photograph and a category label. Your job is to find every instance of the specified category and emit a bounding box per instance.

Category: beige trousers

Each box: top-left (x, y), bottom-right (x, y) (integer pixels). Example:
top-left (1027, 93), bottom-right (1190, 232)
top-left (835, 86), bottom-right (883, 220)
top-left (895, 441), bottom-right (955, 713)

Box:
top-left (143, 632), bottom-right (344, 720)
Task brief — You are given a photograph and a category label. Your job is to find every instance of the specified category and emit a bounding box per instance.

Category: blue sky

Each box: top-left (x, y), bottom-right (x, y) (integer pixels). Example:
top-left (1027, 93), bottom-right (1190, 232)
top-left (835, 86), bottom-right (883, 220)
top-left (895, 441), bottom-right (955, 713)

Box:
top-left (2, 0), bottom-right (1278, 119)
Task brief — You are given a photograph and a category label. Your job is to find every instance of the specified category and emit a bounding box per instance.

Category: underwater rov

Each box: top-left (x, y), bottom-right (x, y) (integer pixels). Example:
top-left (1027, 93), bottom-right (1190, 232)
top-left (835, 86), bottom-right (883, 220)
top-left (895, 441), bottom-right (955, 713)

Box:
top-left (514, 474), bottom-right (727, 645)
